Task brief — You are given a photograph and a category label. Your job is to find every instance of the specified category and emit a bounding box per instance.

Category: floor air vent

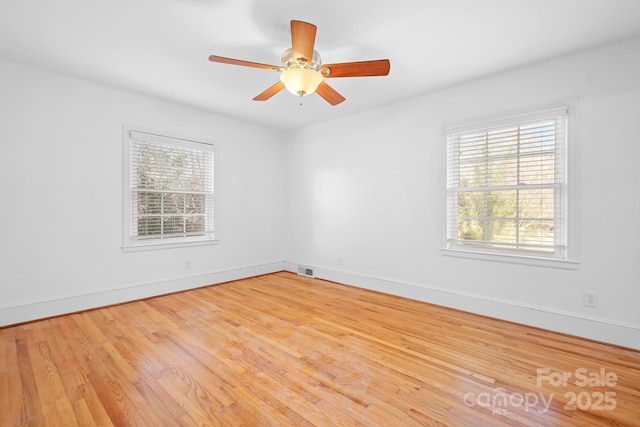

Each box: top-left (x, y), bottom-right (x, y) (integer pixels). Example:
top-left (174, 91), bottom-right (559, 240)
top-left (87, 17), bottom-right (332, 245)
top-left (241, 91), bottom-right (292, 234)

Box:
top-left (297, 266), bottom-right (315, 278)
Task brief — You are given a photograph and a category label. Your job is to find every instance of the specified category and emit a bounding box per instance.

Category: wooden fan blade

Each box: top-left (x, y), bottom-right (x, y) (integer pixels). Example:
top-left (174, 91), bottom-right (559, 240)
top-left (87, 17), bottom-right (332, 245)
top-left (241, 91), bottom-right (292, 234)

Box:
top-left (322, 59), bottom-right (390, 78)
top-left (290, 20), bottom-right (317, 62)
top-left (315, 81), bottom-right (345, 106)
top-left (209, 55), bottom-right (279, 71)
top-left (253, 81), bottom-right (286, 101)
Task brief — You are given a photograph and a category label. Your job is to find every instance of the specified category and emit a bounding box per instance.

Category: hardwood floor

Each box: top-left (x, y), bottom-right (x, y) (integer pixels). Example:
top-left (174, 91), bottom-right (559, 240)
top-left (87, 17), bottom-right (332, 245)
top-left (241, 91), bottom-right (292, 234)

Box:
top-left (1, 272), bottom-right (639, 426)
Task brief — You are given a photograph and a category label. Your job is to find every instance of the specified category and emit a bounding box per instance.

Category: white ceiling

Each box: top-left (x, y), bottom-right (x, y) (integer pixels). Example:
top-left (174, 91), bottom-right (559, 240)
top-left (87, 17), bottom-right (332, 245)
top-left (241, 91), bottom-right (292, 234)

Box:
top-left (1, 0), bottom-right (640, 131)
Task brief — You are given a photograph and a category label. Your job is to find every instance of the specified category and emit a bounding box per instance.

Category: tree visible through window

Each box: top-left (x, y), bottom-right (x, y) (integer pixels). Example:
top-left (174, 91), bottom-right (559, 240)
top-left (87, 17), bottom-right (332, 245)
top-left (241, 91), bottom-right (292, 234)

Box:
top-left (123, 129), bottom-right (215, 248)
top-left (446, 106), bottom-right (568, 258)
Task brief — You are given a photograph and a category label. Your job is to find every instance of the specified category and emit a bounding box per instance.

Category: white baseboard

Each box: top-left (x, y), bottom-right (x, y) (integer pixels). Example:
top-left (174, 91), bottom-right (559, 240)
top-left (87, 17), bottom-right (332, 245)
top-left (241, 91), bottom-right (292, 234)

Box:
top-left (6, 260), bottom-right (638, 350)
top-left (0, 261), bottom-right (285, 327)
top-left (284, 261), bottom-right (640, 350)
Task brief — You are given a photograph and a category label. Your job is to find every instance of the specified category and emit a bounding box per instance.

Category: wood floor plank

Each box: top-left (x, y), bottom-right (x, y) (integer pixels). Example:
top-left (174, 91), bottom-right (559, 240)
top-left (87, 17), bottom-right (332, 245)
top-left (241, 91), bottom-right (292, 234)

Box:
top-left (52, 317), bottom-right (114, 427)
top-left (1, 271), bottom-right (639, 426)
top-left (1, 330), bottom-right (24, 426)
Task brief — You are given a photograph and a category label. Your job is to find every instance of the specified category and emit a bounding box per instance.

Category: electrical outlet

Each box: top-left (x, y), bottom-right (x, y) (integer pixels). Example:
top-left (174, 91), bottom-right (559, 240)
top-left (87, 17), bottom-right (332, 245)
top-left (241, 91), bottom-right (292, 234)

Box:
top-left (583, 291), bottom-right (597, 308)
top-left (338, 256), bottom-right (343, 266)
top-left (185, 260), bottom-right (192, 270)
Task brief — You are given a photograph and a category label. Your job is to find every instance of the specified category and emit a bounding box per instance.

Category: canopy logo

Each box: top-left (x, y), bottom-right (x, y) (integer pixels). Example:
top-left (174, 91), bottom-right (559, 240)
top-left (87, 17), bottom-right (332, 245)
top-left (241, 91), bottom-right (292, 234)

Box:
top-left (462, 367), bottom-right (618, 416)
top-left (462, 388), bottom-right (553, 415)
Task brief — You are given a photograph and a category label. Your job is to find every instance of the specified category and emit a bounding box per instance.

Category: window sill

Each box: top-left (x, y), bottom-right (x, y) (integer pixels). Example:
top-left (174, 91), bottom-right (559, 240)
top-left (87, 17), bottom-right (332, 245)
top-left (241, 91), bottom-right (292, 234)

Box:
top-left (440, 248), bottom-right (579, 270)
top-left (122, 238), bottom-right (219, 252)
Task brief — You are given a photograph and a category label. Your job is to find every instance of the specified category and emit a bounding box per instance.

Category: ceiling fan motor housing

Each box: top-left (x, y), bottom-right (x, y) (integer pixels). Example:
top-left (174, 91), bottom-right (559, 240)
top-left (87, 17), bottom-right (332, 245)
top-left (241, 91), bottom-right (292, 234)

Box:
top-left (281, 48), bottom-right (322, 70)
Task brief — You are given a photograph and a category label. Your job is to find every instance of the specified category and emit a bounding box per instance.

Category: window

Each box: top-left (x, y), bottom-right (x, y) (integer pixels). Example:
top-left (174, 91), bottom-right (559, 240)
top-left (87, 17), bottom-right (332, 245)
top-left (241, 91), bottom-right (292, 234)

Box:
top-left (123, 127), bottom-right (216, 250)
top-left (444, 104), bottom-right (576, 266)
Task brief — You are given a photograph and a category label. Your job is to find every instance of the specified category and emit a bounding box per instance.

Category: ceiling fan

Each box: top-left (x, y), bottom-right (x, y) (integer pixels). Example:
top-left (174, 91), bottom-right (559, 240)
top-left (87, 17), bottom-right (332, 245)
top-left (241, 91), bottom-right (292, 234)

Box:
top-left (208, 20), bottom-right (390, 106)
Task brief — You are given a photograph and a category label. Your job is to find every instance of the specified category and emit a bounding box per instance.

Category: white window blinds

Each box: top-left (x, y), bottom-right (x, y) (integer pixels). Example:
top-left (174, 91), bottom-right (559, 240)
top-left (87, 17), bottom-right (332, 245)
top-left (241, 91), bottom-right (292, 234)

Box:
top-left (446, 106), bottom-right (568, 258)
top-left (127, 130), bottom-right (214, 245)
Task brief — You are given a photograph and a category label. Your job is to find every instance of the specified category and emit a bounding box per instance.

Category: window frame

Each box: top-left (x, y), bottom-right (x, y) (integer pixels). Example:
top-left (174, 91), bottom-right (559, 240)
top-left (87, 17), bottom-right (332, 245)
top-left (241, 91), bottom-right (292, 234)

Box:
top-left (441, 101), bottom-right (578, 269)
top-left (122, 125), bottom-right (218, 252)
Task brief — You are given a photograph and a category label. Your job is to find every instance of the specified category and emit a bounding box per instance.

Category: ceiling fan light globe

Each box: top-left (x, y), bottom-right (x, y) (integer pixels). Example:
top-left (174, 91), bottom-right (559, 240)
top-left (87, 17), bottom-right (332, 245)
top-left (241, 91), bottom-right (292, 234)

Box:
top-left (280, 68), bottom-right (323, 96)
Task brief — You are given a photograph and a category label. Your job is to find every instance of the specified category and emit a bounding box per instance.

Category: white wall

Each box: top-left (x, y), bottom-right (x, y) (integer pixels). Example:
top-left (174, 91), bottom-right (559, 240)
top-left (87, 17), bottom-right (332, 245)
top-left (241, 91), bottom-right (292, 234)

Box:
top-left (0, 60), bottom-right (286, 325)
top-left (285, 36), bottom-right (640, 349)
